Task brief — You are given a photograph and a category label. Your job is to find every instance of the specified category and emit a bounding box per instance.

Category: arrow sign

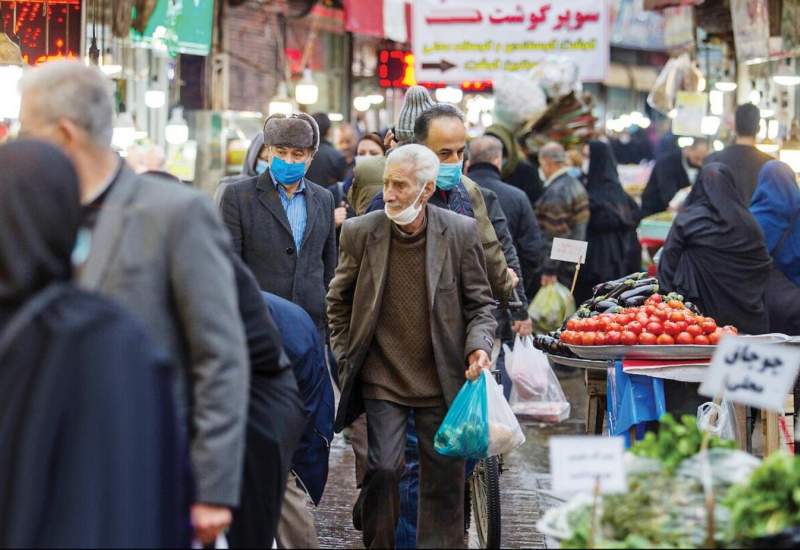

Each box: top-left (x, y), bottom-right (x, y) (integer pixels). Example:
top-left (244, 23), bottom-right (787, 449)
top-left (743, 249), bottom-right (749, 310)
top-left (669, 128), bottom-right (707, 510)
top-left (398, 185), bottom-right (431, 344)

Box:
top-left (421, 59), bottom-right (457, 72)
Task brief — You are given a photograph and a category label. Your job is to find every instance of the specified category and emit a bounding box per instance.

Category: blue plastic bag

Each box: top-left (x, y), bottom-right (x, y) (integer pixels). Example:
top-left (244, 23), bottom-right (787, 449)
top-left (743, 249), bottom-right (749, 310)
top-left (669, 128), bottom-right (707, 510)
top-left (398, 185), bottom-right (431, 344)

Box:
top-left (434, 373), bottom-right (489, 459)
top-left (607, 360), bottom-right (666, 447)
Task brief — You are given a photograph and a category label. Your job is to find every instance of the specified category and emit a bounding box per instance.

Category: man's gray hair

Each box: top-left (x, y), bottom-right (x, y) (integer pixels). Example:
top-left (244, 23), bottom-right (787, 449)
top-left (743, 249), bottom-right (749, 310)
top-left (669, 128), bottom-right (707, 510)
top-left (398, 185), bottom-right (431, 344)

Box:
top-left (469, 135), bottom-right (503, 165)
top-left (385, 144), bottom-right (440, 189)
top-left (19, 60), bottom-right (114, 148)
top-left (538, 141), bottom-right (567, 164)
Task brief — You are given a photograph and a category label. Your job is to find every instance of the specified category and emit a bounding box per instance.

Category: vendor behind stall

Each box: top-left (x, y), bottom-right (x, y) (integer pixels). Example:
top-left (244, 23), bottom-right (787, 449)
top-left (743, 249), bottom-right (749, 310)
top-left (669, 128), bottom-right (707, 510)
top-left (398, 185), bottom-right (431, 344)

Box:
top-left (641, 138), bottom-right (709, 218)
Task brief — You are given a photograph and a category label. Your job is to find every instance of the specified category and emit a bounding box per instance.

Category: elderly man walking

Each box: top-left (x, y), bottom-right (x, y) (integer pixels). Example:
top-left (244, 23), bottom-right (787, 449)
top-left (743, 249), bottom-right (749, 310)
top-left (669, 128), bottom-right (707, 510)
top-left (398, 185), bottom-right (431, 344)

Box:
top-left (327, 144), bottom-right (497, 548)
top-left (18, 61), bottom-right (248, 544)
top-left (220, 113), bottom-right (337, 334)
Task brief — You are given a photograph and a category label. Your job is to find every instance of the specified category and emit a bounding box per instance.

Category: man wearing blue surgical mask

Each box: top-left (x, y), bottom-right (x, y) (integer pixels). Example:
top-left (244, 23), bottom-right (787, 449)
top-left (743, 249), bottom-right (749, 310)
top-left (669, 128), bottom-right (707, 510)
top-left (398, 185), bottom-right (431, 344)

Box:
top-left (220, 113), bottom-right (338, 344)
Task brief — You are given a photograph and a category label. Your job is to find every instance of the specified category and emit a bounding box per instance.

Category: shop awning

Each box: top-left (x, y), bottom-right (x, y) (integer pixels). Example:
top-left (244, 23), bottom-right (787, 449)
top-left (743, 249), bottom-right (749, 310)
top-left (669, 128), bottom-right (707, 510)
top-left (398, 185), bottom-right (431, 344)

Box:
top-left (603, 63), bottom-right (660, 92)
top-left (344, 0), bottom-right (410, 43)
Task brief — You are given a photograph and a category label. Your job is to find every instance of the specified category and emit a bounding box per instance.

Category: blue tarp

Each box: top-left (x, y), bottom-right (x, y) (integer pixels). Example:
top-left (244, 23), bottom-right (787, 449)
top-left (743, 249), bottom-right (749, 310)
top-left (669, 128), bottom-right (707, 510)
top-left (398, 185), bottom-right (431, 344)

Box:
top-left (607, 360), bottom-right (666, 447)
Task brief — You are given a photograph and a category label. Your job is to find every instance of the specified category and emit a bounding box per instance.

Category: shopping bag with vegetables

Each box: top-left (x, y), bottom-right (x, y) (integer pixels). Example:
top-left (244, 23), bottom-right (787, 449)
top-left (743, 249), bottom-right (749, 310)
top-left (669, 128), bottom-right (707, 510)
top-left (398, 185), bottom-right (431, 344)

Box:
top-left (529, 282), bottom-right (575, 334)
top-left (435, 370), bottom-right (525, 459)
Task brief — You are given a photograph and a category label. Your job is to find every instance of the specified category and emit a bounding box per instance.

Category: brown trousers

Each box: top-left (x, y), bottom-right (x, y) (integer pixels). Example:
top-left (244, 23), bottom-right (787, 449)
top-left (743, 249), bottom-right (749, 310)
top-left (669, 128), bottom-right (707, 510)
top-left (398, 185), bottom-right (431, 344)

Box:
top-left (358, 399), bottom-right (465, 549)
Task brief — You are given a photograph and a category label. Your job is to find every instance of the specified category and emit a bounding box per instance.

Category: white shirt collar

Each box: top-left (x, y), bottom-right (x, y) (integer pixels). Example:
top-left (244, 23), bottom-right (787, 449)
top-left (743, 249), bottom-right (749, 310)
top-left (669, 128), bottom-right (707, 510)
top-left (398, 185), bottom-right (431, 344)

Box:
top-left (545, 166), bottom-right (573, 187)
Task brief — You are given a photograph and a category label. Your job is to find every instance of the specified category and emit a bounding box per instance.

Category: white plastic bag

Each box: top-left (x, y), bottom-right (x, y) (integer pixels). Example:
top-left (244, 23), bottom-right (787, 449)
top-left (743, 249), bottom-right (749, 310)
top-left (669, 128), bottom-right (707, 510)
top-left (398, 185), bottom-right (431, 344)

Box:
top-left (697, 401), bottom-right (738, 441)
top-left (505, 335), bottom-right (549, 396)
top-left (492, 74), bottom-right (547, 130)
top-left (485, 370), bottom-right (526, 456)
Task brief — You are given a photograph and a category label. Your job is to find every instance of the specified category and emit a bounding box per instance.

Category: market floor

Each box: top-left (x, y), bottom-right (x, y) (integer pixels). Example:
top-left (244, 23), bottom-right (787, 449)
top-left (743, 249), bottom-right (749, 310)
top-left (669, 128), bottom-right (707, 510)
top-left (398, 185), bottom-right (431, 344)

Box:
top-left (313, 372), bottom-right (589, 549)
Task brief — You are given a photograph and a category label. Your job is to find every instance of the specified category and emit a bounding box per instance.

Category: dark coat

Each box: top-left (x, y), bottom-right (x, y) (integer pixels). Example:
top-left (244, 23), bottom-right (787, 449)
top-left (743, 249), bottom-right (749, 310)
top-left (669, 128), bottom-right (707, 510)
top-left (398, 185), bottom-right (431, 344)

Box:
top-left (641, 150), bottom-right (690, 218)
top-left (306, 140), bottom-right (348, 187)
top-left (327, 206), bottom-right (497, 431)
top-left (264, 292), bottom-right (334, 505)
top-left (469, 162), bottom-right (544, 301)
top-left (705, 144), bottom-right (773, 203)
top-left (220, 172), bottom-right (338, 329)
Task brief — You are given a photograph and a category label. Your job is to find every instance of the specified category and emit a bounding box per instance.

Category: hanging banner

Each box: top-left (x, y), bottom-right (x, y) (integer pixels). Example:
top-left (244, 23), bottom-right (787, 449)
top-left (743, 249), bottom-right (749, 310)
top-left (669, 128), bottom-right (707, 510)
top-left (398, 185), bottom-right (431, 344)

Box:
top-left (731, 0), bottom-right (770, 63)
top-left (672, 91), bottom-right (707, 137)
top-left (131, 0), bottom-right (214, 57)
top-left (412, 0), bottom-right (610, 84)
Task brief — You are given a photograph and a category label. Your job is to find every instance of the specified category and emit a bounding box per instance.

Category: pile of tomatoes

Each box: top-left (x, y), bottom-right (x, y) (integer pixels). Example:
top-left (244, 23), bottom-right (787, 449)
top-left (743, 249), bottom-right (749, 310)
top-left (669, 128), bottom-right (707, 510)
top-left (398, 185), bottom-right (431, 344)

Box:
top-left (559, 294), bottom-right (738, 347)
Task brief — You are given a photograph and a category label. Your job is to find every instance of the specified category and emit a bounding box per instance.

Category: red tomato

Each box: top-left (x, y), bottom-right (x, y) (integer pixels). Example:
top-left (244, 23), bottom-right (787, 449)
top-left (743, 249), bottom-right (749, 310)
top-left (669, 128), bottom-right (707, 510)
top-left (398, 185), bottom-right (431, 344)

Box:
top-left (606, 331), bottom-right (622, 345)
top-left (566, 319), bottom-right (580, 331)
top-left (595, 332), bottom-right (608, 346)
top-left (685, 315), bottom-right (699, 326)
top-left (586, 319), bottom-right (600, 332)
top-left (669, 311), bottom-right (686, 323)
top-left (645, 305), bottom-right (657, 316)
top-left (608, 322), bottom-right (623, 333)
top-left (676, 321), bottom-right (688, 333)
top-left (687, 324), bottom-right (703, 337)
top-left (694, 334), bottom-right (710, 345)
top-left (621, 331), bottom-right (638, 346)
top-left (581, 332), bottom-right (597, 346)
top-left (657, 333), bottom-right (675, 345)
top-left (646, 294), bottom-right (663, 304)
top-left (636, 313), bottom-right (650, 325)
top-left (668, 300), bottom-right (685, 309)
top-left (722, 325), bottom-right (739, 335)
top-left (702, 319), bottom-right (717, 334)
top-left (646, 322), bottom-right (664, 336)
top-left (597, 318), bottom-right (611, 332)
top-left (575, 319), bottom-right (587, 332)
top-left (639, 332), bottom-right (658, 345)
top-left (709, 331), bottom-right (721, 345)
top-left (663, 321), bottom-right (679, 336)
top-left (627, 321), bottom-right (643, 335)
top-left (655, 309), bottom-right (670, 321)
top-left (676, 332), bottom-right (693, 345)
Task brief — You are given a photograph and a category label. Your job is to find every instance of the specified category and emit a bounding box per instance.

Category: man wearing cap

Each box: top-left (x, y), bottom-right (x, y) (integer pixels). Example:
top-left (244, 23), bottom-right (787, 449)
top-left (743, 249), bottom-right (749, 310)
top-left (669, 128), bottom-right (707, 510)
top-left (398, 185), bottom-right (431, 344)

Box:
top-left (220, 113), bottom-right (337, 335)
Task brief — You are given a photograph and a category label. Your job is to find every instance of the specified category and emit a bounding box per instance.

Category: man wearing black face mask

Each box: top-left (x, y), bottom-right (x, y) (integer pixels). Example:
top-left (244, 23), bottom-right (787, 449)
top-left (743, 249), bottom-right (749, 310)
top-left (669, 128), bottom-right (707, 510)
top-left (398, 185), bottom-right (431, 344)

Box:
top-left (641, 138), bottom-right (709, 218)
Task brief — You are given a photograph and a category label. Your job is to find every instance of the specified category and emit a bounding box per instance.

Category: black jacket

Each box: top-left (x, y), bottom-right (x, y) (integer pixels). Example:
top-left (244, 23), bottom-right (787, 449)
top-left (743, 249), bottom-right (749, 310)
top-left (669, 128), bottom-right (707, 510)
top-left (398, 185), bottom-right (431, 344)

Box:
top-left (306, 140), bottom-right (348, 187)
top-left (704, 144), bottom-right (773, 203)
top-left (469, 163), bottom-right (544, 301)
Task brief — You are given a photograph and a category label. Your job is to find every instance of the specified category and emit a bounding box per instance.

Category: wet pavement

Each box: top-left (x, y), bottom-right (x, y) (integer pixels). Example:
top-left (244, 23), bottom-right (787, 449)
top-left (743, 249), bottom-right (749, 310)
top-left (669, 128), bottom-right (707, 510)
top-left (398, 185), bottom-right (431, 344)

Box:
top-left (314, 372), bottom-right (590, 549)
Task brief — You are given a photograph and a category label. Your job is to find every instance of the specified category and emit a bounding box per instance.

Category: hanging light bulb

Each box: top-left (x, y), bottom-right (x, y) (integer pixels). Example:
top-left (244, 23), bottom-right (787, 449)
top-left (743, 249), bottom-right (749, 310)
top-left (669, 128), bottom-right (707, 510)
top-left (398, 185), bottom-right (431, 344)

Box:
top-left (353, 97), bottom-right (371, 112)
top-left (295, 68), bottom-right (319, 106)
top-left (112, 112), bottom-right (136, 151)
top-left (748, 89), bottom-right (762, 105)
top-left (268, 82), bottom-right (293, 116)
top-left (709, 90), bottom-right (724, 116)
top-left (165, 107), bottom-right (189, 146)
top-left (145, 89), bottom-right (166, 109)
top-left (773, 58), bottom-right (800, 87)
top-left (715, 68), bottom-right (737, 92)
top-left (701, 115), bottom-right (721, 136)
top-left (0, 65), bottom-right (23, 119)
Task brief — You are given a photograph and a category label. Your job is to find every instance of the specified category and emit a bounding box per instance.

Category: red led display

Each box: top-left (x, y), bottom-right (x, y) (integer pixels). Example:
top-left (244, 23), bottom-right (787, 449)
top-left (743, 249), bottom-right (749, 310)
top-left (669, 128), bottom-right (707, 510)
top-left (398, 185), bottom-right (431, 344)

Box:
top-left (0, 0), bottom-right (81, 65)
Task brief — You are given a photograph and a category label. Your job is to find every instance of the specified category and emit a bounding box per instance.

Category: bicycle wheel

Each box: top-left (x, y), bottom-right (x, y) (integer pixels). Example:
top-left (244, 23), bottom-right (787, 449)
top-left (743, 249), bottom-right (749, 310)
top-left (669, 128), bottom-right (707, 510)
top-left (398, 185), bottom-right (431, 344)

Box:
top-left (470, 455), bottom-right (501, 548)
top-left (463, 479), bottom-right (472, 533)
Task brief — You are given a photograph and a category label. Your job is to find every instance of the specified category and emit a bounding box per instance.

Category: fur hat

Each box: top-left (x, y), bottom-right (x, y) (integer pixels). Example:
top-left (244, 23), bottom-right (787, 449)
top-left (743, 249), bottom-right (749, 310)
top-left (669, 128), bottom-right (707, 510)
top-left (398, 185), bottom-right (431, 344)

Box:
top-left (263, 112), bottom-right (320, 151)
top-left (395, 86), bottom-right (436, 143)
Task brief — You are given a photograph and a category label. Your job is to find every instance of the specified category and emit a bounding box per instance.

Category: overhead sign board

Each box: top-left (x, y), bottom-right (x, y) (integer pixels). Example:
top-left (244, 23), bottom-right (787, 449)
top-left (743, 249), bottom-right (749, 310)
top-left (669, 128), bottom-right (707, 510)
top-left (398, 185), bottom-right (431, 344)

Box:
top-left (413, 0), bottom-right (610, 84)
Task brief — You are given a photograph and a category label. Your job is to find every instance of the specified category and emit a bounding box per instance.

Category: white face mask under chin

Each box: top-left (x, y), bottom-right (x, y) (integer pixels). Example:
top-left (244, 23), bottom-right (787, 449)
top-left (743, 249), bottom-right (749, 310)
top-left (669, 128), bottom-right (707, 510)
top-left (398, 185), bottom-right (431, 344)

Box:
top-left (385, 184), bottom-right (427, 226)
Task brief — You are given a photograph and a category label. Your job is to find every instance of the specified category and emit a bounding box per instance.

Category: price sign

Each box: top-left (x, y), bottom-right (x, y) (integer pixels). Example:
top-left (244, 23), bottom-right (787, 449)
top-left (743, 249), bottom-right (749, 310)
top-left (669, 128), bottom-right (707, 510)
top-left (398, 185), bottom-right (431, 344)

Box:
top-left (700, 337), bottom-right (800, 412)
top-left (550, 436), bottom-right (627, 494)
top-left (550, 238), bottom-right (588, 264)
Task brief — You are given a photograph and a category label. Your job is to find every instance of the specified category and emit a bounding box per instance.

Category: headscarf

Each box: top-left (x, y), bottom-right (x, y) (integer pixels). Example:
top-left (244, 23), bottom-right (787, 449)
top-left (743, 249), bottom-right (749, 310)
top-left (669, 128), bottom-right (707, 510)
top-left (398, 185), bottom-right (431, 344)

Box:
top-left (751, 160), bottom-right (800, 286)
top-left (585, 140), bottom-right (640, 231)
top-left (0, 140), bottom-right (81, 309)
top-left (658, 162), bottom-right (772, 333)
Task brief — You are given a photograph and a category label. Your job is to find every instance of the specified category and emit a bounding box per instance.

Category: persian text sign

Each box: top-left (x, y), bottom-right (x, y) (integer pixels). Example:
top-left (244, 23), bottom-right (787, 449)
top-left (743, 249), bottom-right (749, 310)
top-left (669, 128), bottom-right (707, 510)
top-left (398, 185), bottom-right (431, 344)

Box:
top-left (700, 337), bottom-right (800, 412)
top-left (551, 238), bottom-right (588, 264)
top-left (551, 436), bottom-right (627, 494)
top-left (413, 0), bottom-right (610, 83)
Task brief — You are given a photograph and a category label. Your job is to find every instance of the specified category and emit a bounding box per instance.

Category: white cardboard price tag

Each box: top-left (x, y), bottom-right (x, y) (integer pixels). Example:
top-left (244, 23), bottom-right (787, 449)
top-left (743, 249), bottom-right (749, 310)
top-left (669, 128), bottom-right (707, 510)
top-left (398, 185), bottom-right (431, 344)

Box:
top-left (550, 238), bottom-right (588, 264)
top-left (550, 436), bottom-right (626, 494)
top-left (700, 336), bottom-right (800, 412)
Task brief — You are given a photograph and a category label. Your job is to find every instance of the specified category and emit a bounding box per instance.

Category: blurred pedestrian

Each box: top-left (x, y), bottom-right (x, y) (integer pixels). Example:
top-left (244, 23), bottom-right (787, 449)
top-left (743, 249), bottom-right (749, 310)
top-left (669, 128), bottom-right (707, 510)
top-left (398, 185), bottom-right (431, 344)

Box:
top-left (18, 60), bottom-right (249, 545)
top-left (0, 140), bottom-right (188, 548)
top-left (327, 144), bottom-right (497, 548)
top-left (574, 141), bottom-right (641, 304)
top-left (704, 103), bottom-right (772, 202)
top-left (487, 124), bottom-right (544, 205)
top-left (535, 142), bottom-right (590, 290)
top-left (335, 122), bottom-right (358, 169)
top-left (641, 138), bottom-right (709, 218)
top-left (220, 113), bottom-right (337, 334)
top-left (215, 132), bottom-right (268, 206)
top-left (307, 112), bottom-right (348, 190)
top-left (750, 160), bottom-right (800, 335)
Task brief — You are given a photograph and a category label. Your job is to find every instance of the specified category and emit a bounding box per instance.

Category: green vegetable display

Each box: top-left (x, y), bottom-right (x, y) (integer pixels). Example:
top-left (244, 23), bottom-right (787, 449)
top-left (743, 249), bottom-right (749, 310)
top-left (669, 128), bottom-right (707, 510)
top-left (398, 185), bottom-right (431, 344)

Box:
top-left (724, 451), bottom-right (800, 543)
top-left (630, 414), bottom-right (736, 473)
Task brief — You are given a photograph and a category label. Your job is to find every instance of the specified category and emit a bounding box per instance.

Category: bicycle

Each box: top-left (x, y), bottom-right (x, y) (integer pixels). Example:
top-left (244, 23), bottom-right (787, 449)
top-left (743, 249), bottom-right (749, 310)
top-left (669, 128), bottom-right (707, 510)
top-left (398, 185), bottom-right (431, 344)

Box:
top-left (464, 369), bottom-right (504, 548)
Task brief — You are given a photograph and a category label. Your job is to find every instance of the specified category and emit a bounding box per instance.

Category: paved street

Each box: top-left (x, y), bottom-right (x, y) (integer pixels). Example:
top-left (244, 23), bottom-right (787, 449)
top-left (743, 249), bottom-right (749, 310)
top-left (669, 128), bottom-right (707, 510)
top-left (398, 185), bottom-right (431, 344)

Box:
top-left (314, 374), bottom-right (589, 549)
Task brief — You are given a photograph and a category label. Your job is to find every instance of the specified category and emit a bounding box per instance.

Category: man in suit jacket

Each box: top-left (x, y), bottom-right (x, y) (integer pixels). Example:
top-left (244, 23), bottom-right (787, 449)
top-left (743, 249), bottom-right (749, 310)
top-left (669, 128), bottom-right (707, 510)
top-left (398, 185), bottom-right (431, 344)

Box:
top-left (327, 144), bottom-right (496, 548)
top-left (18, 61), bottom-right (249, 545)
top-left (220, 113), bottom-right (337, 333)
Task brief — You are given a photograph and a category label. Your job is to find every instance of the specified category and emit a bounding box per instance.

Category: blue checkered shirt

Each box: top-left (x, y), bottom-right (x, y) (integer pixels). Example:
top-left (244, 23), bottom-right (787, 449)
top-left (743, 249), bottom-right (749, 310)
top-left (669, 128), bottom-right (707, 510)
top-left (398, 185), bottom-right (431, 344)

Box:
top-left (271, 174), bottom-right (307, 253)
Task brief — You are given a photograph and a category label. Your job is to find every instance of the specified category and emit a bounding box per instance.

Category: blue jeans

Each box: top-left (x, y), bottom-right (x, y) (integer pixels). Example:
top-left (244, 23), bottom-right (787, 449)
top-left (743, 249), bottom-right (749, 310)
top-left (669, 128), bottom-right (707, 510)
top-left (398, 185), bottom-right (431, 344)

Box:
top-left (396, 414), bottom-right (419, 548)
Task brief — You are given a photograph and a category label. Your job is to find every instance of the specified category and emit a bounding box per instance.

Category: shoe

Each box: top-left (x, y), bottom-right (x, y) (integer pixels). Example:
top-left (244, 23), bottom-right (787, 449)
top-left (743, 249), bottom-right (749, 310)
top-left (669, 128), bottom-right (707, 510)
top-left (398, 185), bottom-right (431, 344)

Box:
top-left (352, 488), bottom-right (365, 531)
